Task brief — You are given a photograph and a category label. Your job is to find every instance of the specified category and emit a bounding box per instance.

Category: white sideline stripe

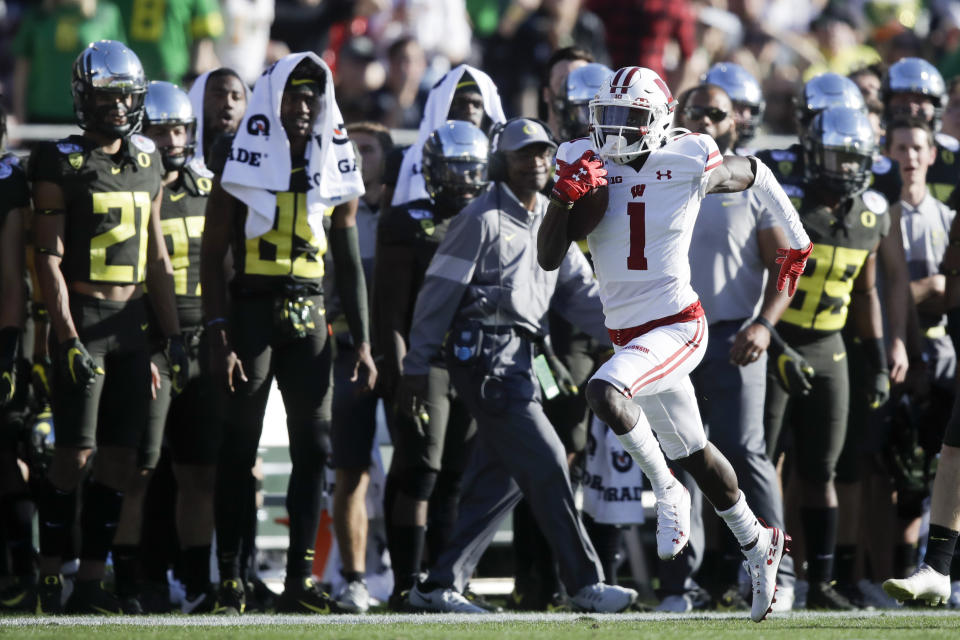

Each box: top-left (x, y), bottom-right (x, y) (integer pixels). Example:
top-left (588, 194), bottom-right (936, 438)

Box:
top-left (3, 610), bottom-right (960, 626)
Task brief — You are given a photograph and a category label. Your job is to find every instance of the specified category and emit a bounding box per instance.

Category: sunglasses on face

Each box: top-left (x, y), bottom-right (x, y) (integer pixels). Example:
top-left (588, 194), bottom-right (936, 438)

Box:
top-left (683, 105), bottom-right (729, 123)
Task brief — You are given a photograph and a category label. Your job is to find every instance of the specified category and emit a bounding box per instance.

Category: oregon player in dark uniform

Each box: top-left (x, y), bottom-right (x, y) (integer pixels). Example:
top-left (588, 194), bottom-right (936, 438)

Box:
top-left (201, 54), bottom-right (375, 615)
top-left (0, 106), bottom-right (32, 611)
top-left (763, 107), bottom-right (890, 610)
top-left (374, 120), bottom-right (487, 610)
top-left (107, 81), bottom-right (220, 613)
top-left (30, 40), bottom-right (186, 615)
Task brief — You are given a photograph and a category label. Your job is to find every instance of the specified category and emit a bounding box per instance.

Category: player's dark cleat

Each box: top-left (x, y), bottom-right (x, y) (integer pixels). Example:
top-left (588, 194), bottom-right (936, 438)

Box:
top-left (182, 587), bottom-right (217, 614)
top-left (64, 580), bottom-right (123, 615)
top-left (36, 575), bottom-right (63, 614)
top-left (138, 580), bottom-right (172, 613)
top-left (717, 585), bottom-right (749, 611)
top-left (275, 577), bottom-right (333, 614)
top-left (0, 578), bottom-right (38, 612)
top-left (806, 581), bottom-right (857, 610)
top-left (388, 589), bottom-right (414, 612)
top-left (118, 595), bottom-right (144, 615)
top-left (464, 586), bottom-right (503, 613)
top-left (212, 578), bottom-right (245, 615)
top-left (245, 578), bottom-right (278, 612)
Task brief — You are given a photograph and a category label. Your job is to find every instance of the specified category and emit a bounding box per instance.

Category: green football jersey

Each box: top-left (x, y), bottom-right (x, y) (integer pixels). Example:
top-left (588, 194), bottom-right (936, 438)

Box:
top-left (12, 4), bottom-right (126, 123)
top-left (115, 0), bottom-right (223, 83)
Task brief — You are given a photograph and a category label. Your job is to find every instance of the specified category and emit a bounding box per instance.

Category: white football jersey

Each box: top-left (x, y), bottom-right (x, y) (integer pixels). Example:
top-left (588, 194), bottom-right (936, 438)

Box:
top-left (556, 133), bottom-right (722, 329)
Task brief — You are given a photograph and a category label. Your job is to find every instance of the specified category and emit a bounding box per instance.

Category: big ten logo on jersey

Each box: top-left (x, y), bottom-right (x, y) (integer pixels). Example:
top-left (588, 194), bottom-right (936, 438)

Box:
top-left (228, 147), bottom-right (264, 167)
top-left (631, 184), bottom-right (646, 198)
top-left (608, 175), bottom-right (623, 184)
top-left (247, 115), bottom-right (270, 137)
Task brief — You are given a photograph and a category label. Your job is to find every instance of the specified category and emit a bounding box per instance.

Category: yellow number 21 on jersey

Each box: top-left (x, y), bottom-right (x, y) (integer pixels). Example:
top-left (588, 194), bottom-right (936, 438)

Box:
top-left (90, 191), bottom-right (151, 283)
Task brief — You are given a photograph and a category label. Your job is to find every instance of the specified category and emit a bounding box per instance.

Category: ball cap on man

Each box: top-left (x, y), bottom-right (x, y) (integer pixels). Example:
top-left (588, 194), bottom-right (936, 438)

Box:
top-left (497, 118), bottom-right (556, 152)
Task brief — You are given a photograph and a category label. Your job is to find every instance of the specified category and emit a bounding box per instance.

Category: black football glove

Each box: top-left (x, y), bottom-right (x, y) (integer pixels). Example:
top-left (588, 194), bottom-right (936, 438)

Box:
top-left (59, 337), bottom-right (103, 392)
top-left (31, 356), bottom-right (54, 407)
top-left (769, 340), bottom-right (815, 396)
top-left (861, 337), bottom-right (890, 410)
top-left (165, 335), bottom-right (190, 397)
top-left (868, 370), bottom-right (891, 409)
top-left (0, 327), bottom-right (18, 408)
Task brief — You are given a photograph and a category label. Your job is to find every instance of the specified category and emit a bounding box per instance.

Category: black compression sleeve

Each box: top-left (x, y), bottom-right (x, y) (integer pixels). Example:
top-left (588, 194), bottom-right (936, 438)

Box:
top-left (330, 225), bottom-right (370, 345)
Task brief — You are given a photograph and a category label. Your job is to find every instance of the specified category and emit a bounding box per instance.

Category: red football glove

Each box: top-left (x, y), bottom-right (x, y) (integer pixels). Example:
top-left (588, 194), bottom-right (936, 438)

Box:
top-left (552, 150), bottom-right (607, 204)
top-left (776, 242), bottom-right (813, 296)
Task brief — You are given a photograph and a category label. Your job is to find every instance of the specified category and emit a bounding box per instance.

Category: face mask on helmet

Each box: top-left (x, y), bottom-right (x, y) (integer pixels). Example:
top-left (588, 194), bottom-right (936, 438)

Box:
top-left (72, 41), bottom-right (147, 139)
top-left (558, 101), bottom-right (591, 141)
top-left (144, 81), bottom-right (197, 172)
top-left (803, 107), bottom-right (876, 197)
top-left (702, 62), bottom-right (765, 145)
top-left (883, 57), bottom-right (946, 129)
top-left (557, 63), bottom-right (612, 141)
top-left (589, 66), bottom-right (674, 164)
top-left (422, 120), bottom-right (490, 214)
top-left (424, 157), bottom-right (488, 212)
top-left (151, 123), bottom-right (196, 172)
top-left (590, 103), bottom-right (662, 162)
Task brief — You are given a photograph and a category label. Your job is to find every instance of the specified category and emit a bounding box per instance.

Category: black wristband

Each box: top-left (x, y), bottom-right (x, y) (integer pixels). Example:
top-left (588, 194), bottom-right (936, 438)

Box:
top-left (751, 316), bottom-right (784, 348)
top-left (861, 336), bottom-right (887, 373)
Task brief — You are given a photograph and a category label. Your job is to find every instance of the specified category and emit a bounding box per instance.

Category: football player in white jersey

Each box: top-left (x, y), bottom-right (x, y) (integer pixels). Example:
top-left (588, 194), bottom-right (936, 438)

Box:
top-left (538, 66), bottom-right (812, 622)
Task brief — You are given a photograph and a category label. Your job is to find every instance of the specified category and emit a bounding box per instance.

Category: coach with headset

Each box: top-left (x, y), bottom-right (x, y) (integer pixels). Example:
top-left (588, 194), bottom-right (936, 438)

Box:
top-left (395, 118), bottom-right (637, 613)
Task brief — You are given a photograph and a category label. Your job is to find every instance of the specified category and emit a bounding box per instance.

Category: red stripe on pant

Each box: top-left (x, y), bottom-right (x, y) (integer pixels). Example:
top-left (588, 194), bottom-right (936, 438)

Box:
top-left (628, 317), bottom-right (705, 396)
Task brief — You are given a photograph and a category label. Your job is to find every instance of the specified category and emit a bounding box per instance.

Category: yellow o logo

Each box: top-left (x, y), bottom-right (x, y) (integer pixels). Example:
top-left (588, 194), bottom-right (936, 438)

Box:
top-left (861, 210), bottom-right (876, 228)
top-left (196, 177), bottom-right (212, 192)
top-left (137, 152), bottom-right (151, 168)
top-left (942, 149), bottom-right (955, 165)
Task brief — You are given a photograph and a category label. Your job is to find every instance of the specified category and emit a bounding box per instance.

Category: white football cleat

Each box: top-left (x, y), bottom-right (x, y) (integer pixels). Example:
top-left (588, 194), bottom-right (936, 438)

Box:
top-left (743, 525), bottom-right (790, 622)
top-left (882, 564), bottom-right (951, 606)
top-left (570, 582), bottom-right (638, 613)
top-left (655, 593), bottom-right (693, 613)
top-left (408, 584), bottom-right (487, 613)
top-left (655, 484), bottom-right (691, 560)
top-left (334, 580), bottom-right (370, 613)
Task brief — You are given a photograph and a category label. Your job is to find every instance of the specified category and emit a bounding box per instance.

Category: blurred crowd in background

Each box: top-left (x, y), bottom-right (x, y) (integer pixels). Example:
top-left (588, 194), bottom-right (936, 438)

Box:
top-left (4, 0), bottom-right (960, 135)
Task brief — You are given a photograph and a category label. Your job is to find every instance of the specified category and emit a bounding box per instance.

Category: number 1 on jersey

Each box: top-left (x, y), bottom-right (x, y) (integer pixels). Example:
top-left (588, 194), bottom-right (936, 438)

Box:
top-left (627, 202), bottom-right (648, 270)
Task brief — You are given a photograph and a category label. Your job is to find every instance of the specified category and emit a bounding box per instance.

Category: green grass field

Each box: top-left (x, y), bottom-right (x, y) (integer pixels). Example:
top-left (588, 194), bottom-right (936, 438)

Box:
top-left (3, 611), bottom-right (960, 639)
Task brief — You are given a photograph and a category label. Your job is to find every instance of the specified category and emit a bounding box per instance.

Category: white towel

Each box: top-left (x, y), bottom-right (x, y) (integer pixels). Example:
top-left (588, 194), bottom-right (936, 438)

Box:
top-left (221, 52), bottom-right (365, 239)
top-left (186, 69), bottom-right (251, 171)
top-left (582, 415), bottom-right (647, 525)
top-left (390, 64), bottom-right (505, 207)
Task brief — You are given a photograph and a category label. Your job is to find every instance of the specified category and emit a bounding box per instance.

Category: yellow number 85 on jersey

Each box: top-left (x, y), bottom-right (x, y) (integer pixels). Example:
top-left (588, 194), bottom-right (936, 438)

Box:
top-left (780, 243), bottom-right (869, 332)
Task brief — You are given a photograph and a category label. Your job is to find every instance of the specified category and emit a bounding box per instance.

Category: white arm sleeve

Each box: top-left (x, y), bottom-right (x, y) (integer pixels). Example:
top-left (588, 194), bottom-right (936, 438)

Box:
top-left (748, 157), bottom-right (811, 250)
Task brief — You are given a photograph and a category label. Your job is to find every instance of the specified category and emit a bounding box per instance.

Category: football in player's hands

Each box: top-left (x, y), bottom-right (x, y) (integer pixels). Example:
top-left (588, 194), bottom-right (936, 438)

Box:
top-left (567, 184), bottom-right (609, 241)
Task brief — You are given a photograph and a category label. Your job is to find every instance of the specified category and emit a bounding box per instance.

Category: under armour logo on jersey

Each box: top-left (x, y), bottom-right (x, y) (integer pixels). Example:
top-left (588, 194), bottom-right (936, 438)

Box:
top-left (631, 184), bottom-right (646, 198)
top-left (656, 170), bottom-right (672, 181)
